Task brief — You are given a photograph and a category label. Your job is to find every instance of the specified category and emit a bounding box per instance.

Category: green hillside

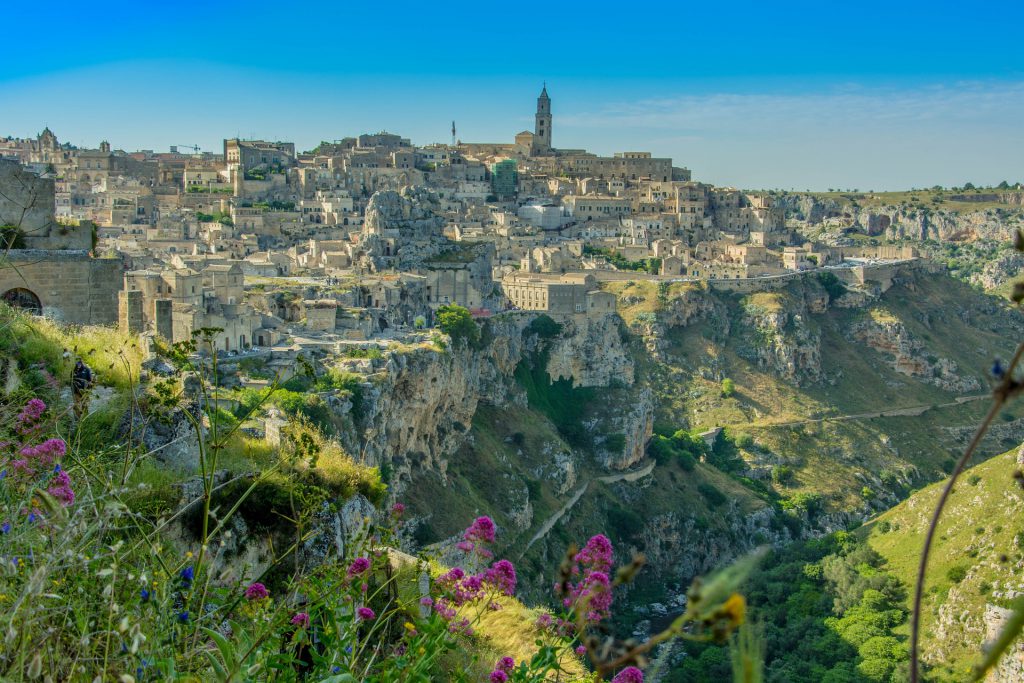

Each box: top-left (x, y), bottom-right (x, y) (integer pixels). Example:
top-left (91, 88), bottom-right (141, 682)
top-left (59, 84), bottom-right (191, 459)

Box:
top-left (865, 447), bottom-right (1024, 681)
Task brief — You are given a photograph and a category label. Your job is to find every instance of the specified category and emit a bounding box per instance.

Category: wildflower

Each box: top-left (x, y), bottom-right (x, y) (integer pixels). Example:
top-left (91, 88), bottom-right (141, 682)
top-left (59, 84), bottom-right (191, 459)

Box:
top-left (291, 612), bottom-right (310, 628)
top-left (347, 557), bottom-right (371, 576)
top-left (0, 522), bottom-right (9, 534)
top-left (245, 582), bottom-right (269, 601)
top-left (992, 358), bottom-right (1006, 379)
top-left (179, 566), bottom-right (194, 588)
top-left (575, 645), bottom-right (586, 656)
top-left (463, 516), bottom-right (496, 544)
top-left (140, 589), bottom-right (150, 603)
top-left (419, 596), bottom-right (433, 608)
top-left (535, 612), bottom-right (553, 629)
top-left (489, 672), bottom-right (509, 683)
top-left (177, 611), bottom-right (189, 623)
top-left (391, 502), bottom-right (405, 517)
top-left (496, 656), bottom-right (515, 672)
top-left (356, 607), bottom-right (375, 621)
top-left (721, 593), bottom-right (746, 628)
top-left (403, 621), bottom-right (417, 632)
top-left (611, 666), bottom-right (644, 683)
top-left (47, 470), bottom-right (75, 506)
top-left (455, 540), bottom-right (474, 553)
top-left (484, 560), bottom-right (517, 596)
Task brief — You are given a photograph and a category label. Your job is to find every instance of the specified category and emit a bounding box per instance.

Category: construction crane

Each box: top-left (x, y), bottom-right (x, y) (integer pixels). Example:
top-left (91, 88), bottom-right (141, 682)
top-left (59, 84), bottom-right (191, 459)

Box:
top-left (172, 144), bottom-right (201, 154)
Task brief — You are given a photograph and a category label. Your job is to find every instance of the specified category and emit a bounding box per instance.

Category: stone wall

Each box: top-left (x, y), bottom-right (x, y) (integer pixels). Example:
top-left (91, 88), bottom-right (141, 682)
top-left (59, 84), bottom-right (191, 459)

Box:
top-left (0, 250), bottom-right (122, 324)
top-left (0, 159), bottom-right (91, 250)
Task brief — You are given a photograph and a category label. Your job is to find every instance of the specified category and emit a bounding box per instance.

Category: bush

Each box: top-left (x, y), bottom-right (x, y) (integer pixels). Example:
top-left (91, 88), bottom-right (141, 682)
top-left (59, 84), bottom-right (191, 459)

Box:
top-left (526, 314), bottom-right (563, 339)
top-left (721, 378), bottom-right (735, 397)
top-left (946, 565), bottom-right (968, 584)
top-left (436, 304), bottom-right (480, 346)
top-left (771, 465), bottom-right (794, 485)
top-left (697, 482), bottom-right (727, 507)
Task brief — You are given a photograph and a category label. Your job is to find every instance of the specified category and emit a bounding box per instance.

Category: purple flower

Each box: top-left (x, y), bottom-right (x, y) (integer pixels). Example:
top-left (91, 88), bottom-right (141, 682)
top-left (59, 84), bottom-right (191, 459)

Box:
top-left (495, 656), bottom-right (515, 671)
top-left (391, 502), bottom-right (405, 517)
top-left (611, 666), bottom-right (644, 683)
top-left (575, 645), bottom-right (586, 656)
top-left (0, 522), bottom-right (9, 534)
top-left (179, 566), bottom-right (194, 588)
top-left (356, 607), bottom-right (375, 621)
top-left (484, 560), bottom-right (517, 596)
top-left (463, 516), bottom-right (496, 544)
top-left (244, 582), bottom-right (269, 601)
top-left (291, 612), bottom-right (310, 628)
top-left (347, 557), bottom-right (371, 576)
top-left (489, 672), bottom-right (508, 683)
top-left (46, 470), bottom-right (75, 506)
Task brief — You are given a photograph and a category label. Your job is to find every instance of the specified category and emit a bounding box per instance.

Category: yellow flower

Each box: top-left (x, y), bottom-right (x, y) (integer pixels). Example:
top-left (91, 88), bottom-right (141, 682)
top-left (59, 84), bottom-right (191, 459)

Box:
top-left (722, 593), bottom-right (746, 628)
top-left (185, 551), bottom-right (193, 559)
top-left (403, 622), bottom-right (416, 632)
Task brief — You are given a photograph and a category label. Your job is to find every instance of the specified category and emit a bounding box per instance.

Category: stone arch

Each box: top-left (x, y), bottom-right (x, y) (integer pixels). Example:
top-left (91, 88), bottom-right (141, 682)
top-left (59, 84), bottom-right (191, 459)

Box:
top-left (2, 288), bottom-right (42, 314)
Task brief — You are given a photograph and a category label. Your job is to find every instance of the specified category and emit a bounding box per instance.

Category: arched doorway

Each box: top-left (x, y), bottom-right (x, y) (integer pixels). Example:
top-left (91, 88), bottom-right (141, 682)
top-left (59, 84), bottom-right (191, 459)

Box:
top-left (2, 288), bottom-right (42, 314)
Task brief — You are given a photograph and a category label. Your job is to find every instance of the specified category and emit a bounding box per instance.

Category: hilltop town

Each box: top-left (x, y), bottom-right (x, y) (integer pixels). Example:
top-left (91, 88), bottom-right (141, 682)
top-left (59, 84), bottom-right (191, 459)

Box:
top-left (0, 86), bottom-right (927, 357)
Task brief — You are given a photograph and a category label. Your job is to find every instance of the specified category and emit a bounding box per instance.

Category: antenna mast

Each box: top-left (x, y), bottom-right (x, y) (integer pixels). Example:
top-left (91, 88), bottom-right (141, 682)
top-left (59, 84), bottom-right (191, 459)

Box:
top-left (451, 121), bottom-right (456, 147)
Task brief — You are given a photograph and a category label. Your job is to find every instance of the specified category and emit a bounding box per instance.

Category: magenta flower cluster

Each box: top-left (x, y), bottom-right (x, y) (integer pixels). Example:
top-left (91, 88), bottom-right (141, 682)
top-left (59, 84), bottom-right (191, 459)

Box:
top-left (611, 666), bottom-right (644, 683)
top-left (562, 534), bottom-right (615, 622)
top-left (244, 582), bottom-right (269, 601)
top-left (356, 606), bottom-right (375, 621)
top-left (291, 612), bottom-right (310, 628)
top-left (47, 469), bottom-right (75, 506)
top-left (347, 556), bottom-right (371, 576)
top-left (456, 515), bottom-right (496, 557)
top-left (16, 399), bottom-right (46, 433)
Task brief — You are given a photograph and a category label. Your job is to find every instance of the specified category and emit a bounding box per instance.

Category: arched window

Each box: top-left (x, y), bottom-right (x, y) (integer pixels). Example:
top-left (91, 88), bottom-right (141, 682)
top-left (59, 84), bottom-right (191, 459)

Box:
top-left (2, 288), bottom-right (42, 314)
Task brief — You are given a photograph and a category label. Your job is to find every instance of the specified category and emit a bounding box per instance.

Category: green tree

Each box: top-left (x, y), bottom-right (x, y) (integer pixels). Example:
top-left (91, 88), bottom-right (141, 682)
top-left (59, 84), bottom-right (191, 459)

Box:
top-left (435, 304), bottom-right (479, 345)
top-left (721, 378), bottom-right (736, 397)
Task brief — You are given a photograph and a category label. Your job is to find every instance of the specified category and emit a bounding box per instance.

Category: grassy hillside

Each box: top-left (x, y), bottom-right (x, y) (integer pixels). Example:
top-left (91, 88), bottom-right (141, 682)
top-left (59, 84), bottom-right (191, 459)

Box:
top-left (865, 447), bottom-right (1024, 681)
top-left (636, 272), bottom-right (1024, 513)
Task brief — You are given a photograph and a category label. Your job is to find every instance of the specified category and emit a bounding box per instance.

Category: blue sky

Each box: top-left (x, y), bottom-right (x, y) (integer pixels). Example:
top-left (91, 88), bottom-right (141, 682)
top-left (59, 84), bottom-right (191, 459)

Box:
top-left (2, 0), bottom-right (1022, 189)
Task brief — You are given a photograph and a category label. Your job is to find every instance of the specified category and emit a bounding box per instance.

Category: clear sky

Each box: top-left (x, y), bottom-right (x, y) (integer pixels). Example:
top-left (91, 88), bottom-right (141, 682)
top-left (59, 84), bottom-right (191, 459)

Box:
top-left (2, 0), bottom-right (1022, 190)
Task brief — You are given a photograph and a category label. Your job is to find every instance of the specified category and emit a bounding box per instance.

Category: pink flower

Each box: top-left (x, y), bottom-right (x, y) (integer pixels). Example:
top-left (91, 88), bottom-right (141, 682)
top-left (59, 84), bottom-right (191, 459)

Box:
top-left (46, 470), bottom-right (75, 506)
top-left (455, 540), bottom-right (474, 553)
top-left (348, 557), bottom-right (371, 576)
top-left (495, 656), bottom-right (515, 672)
top-left (611, 666), bottom-right (644, 683)
top-left (419, 596), bottom-right (433, 607)
top-left (391, 502), bottom-right (405, 517)
top-left (464, 516), bottom-right (496, 544)
top-left (291, 612), bottom-right (310, 628)
top-left (244, 582), bottom-right (269, 601)
top-left (575, 645), bottom-right (587, 656)
top-left (484, 560), bottom-right (517, 596)
top-left (489, 672), bottom-right (508, 683)
top-left (356, 607), bottom-right (375, 621)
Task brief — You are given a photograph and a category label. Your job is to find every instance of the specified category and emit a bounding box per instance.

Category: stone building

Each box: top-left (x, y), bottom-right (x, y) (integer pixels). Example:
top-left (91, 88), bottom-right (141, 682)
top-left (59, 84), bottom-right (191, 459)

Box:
top-left (502, 271), bottom-right (616, 315)
top-left (0, 159), bottom-right (121, 324)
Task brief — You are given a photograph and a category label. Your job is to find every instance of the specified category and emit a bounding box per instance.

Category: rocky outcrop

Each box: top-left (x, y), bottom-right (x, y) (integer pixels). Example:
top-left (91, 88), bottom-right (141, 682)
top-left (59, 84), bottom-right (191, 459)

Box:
top-left (850, 311), bottom-right (980, 392)
top-left (778, 194), bottom-right (1024, 244)
top-left (358, 186), bottom-right (448, 271)
top-left (347, 313), bottom-right (635, 493)
top-left (735, 292), bottom-right (822, 385)
top-left (971, 250), bottom-right (1024, 290)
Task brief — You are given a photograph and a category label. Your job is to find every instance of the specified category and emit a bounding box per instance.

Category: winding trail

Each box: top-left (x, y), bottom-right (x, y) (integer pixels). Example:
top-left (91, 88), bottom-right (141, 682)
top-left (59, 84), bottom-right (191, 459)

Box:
top-left (730, 393), bottom-right (989, 430)
top-left (519, 460), bottom-right (656, 557)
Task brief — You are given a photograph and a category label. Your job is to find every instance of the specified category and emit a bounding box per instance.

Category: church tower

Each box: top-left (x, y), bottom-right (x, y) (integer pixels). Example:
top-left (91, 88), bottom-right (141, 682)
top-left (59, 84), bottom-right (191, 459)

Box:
top-left (535, 84), bottom-right (552, 152)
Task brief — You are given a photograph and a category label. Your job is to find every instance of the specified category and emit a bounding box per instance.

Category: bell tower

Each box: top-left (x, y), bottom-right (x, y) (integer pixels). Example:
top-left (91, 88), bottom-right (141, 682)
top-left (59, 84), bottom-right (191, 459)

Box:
top-left (535, 83), bottom-right (552, 152)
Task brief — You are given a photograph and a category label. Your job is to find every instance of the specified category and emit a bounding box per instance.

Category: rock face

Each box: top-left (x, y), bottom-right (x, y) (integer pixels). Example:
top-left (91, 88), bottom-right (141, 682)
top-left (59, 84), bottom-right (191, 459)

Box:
top-left (735, 292), bottom-right (822, 385)
top-left (971, 250), bottom-right (1024, 290)
top-left (348, 313), bottom-right (636, 493)
top-left (359, 186), bottom-right (447, 270)
top-left (778, 193), bottom-right (1024, 243)
top-left (849, 311), bottom-right (980, 392)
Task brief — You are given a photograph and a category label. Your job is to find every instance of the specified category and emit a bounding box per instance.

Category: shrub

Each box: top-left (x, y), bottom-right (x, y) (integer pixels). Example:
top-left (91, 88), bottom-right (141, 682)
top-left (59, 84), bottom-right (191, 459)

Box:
top-left (771, 465), bottom-right (794, 485)
top-left (436, 304), bottom-right (480, 346)
top-left (698, 482), bottom-right (728, 507)
top-left (720, 378), bottom-right (736, 398)
top-left (526, 314), bottom-right (562, 339)
top-left (946, 565), bottom-right (968, 584)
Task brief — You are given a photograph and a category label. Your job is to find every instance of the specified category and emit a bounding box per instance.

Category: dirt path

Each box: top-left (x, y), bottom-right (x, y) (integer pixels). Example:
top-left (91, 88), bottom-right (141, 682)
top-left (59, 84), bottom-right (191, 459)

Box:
top-left (737, 393), bottom-right (990, 430)
top-left (519, 460), bottom-right (656, 556)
